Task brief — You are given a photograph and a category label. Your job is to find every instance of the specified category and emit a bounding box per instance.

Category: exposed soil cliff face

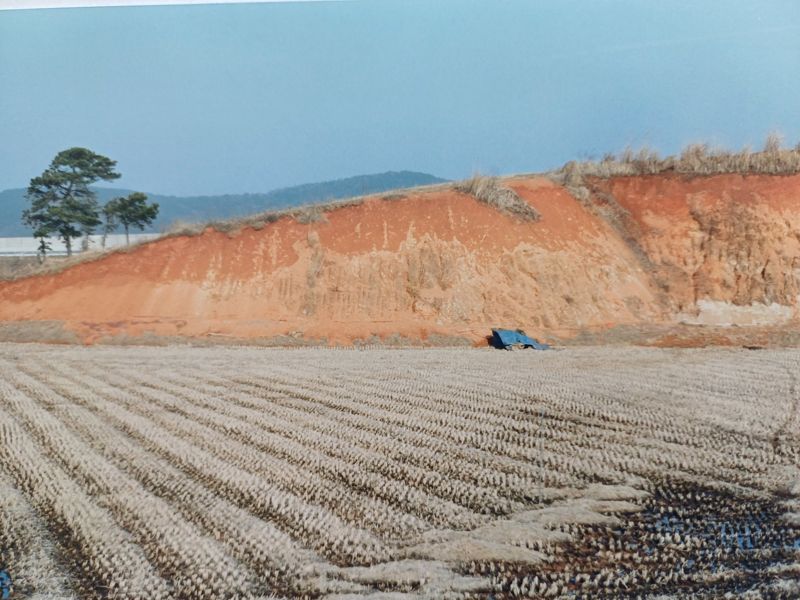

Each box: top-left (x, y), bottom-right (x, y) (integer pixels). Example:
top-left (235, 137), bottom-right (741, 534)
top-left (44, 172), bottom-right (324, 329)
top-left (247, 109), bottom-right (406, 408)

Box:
top-left (589, 174), bottom-right (800, 326)
top-left (0, 174), bottom-right (798, 345)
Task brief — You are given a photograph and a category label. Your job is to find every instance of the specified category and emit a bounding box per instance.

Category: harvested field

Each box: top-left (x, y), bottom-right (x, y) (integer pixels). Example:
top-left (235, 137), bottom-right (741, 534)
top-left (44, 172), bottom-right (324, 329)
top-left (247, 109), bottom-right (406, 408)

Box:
top-left (0, 345), bottom-right (798, 599)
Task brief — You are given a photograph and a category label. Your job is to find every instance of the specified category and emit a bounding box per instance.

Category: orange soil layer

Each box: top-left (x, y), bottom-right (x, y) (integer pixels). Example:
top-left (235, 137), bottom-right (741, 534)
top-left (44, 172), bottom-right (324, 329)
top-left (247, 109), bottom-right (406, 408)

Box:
top-left (1, 174), bottom-right (799, 345)
top-left (591, 173), bottom-right (800, 311)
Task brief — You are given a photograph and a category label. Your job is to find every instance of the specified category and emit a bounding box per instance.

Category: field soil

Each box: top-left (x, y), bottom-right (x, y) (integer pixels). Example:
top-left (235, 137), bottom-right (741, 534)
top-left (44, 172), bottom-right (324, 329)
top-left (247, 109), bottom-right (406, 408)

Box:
top-left (0, 345), bottom-right (797, 598)
top-left (1, 174), bottom-right (799, 345)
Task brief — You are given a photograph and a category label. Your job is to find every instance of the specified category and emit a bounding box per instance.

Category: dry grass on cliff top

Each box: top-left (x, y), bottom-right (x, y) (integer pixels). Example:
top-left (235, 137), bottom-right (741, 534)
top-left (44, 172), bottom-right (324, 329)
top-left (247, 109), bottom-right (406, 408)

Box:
top-left (553, 133), bottom-right (800, 191)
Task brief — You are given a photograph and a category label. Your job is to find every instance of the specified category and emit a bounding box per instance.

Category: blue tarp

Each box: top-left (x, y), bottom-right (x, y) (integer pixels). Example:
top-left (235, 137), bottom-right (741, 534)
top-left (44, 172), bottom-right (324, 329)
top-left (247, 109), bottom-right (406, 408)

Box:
top-left (0, 570), bottom-right (11, 600)
top-left (491, 328), bottom-right (550, 350)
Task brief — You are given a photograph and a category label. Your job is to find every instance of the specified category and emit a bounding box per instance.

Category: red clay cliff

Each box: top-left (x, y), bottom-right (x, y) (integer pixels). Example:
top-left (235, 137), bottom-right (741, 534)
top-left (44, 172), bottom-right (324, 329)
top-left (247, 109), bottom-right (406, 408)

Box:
top-left (1, 174), bottom-right (798, 345)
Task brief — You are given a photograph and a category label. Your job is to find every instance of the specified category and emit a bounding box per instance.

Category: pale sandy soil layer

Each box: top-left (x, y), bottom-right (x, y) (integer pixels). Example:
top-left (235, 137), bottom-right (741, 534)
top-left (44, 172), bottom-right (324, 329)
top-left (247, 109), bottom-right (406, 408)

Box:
top-left (1, 173), bottom-right (799, 346)
top-left (0, 345), bottom-right (798, 598)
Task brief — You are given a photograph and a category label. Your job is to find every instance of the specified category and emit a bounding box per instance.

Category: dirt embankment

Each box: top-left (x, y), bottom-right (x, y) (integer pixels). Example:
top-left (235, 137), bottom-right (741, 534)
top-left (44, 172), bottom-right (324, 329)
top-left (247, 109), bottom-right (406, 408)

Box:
top-left (587, 174), bottom-right (800, 326)
top-left (1, 174), bottom-right (799, 345)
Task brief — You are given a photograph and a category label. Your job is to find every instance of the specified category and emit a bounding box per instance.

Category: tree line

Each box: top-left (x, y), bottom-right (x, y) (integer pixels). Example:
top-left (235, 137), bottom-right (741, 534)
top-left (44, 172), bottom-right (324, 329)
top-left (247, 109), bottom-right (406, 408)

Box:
top-left (22, 147), bottom-right (159, 259)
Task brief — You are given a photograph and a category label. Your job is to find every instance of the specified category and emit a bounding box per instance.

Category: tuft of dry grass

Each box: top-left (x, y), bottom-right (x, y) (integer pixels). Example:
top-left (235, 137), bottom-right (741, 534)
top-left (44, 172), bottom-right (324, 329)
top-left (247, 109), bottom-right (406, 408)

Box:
top-left (292, 206), bottom-right (328, 224)
top-left (454, 175), bottom-right (541, 221)
top-left (381, 192), bottom-right (408, 201)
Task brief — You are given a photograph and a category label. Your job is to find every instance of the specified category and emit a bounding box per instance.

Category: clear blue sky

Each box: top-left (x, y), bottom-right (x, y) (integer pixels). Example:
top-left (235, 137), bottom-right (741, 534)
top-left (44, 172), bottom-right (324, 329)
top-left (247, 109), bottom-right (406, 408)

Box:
top-left (1, 0), bottom-right (799, 195)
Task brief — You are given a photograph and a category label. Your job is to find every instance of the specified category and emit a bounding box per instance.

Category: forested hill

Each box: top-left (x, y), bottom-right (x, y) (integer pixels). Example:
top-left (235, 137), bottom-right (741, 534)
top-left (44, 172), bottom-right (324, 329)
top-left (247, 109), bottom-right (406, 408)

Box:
top-left (0, 170), bottom-right (447, 236)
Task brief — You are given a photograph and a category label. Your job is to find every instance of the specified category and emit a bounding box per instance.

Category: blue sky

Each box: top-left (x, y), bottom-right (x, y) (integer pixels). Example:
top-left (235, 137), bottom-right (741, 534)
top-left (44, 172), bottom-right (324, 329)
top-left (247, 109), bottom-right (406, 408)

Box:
top-left (1, 0), bottom-right (799, 195)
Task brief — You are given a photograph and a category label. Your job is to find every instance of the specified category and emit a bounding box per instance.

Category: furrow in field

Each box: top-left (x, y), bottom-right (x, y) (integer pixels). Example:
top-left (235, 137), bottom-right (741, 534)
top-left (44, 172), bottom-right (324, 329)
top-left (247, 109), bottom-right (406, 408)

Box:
top-left (0, 371), bottom-right (258, 600)
top-left (237, 364), bottom-right (775, 491)
top-left (56, 409), bottom-right (340, 597)
top-left (0, 366), bottom-right (335, 596)
top-left (291, 350), bottom-right (777, 446)
top-left (217, 370), bottom-right (645, 487)
top-left (175, 366), bottom-right (576, 487)
top-left (176, 367), bottom-right (621, 495)
top-left (156, 370), bottom-right (521, 516)
top-left (362, 365), bottom-right (682, 436)
top-left (361, 354), bottom-right (791, 490)
top-left (0, 409), bottom-right (171, 600)
top-left (14, 360), bottom-right (389, 566)
top-left (124, 352), bottom-right (754, 497)
top-left (505, 362), bottom-right (788, 478)
top-left (516, 362), bottom-right (777, 433)
top-left (68, 361), bottom-right (449, 538)
top-left (317, 362), bottom-right (762, 464)
top-left (101, 364), bottom-right (501, 527)
top-left (472, 355), bottom-right (790, 481)
top-left (0, 471), bottom-right (77, 600)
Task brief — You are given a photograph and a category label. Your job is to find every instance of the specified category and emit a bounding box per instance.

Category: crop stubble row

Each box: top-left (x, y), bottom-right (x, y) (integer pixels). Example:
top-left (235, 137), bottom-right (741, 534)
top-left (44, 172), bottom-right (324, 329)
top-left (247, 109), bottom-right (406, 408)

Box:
top-left (0, 346), bottom-right (797, 598)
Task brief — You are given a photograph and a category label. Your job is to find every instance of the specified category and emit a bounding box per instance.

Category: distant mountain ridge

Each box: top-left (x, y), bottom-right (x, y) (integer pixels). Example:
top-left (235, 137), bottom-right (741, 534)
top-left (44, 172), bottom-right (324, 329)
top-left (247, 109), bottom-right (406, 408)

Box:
top-left (0, 170), bottom-right (447, 237)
